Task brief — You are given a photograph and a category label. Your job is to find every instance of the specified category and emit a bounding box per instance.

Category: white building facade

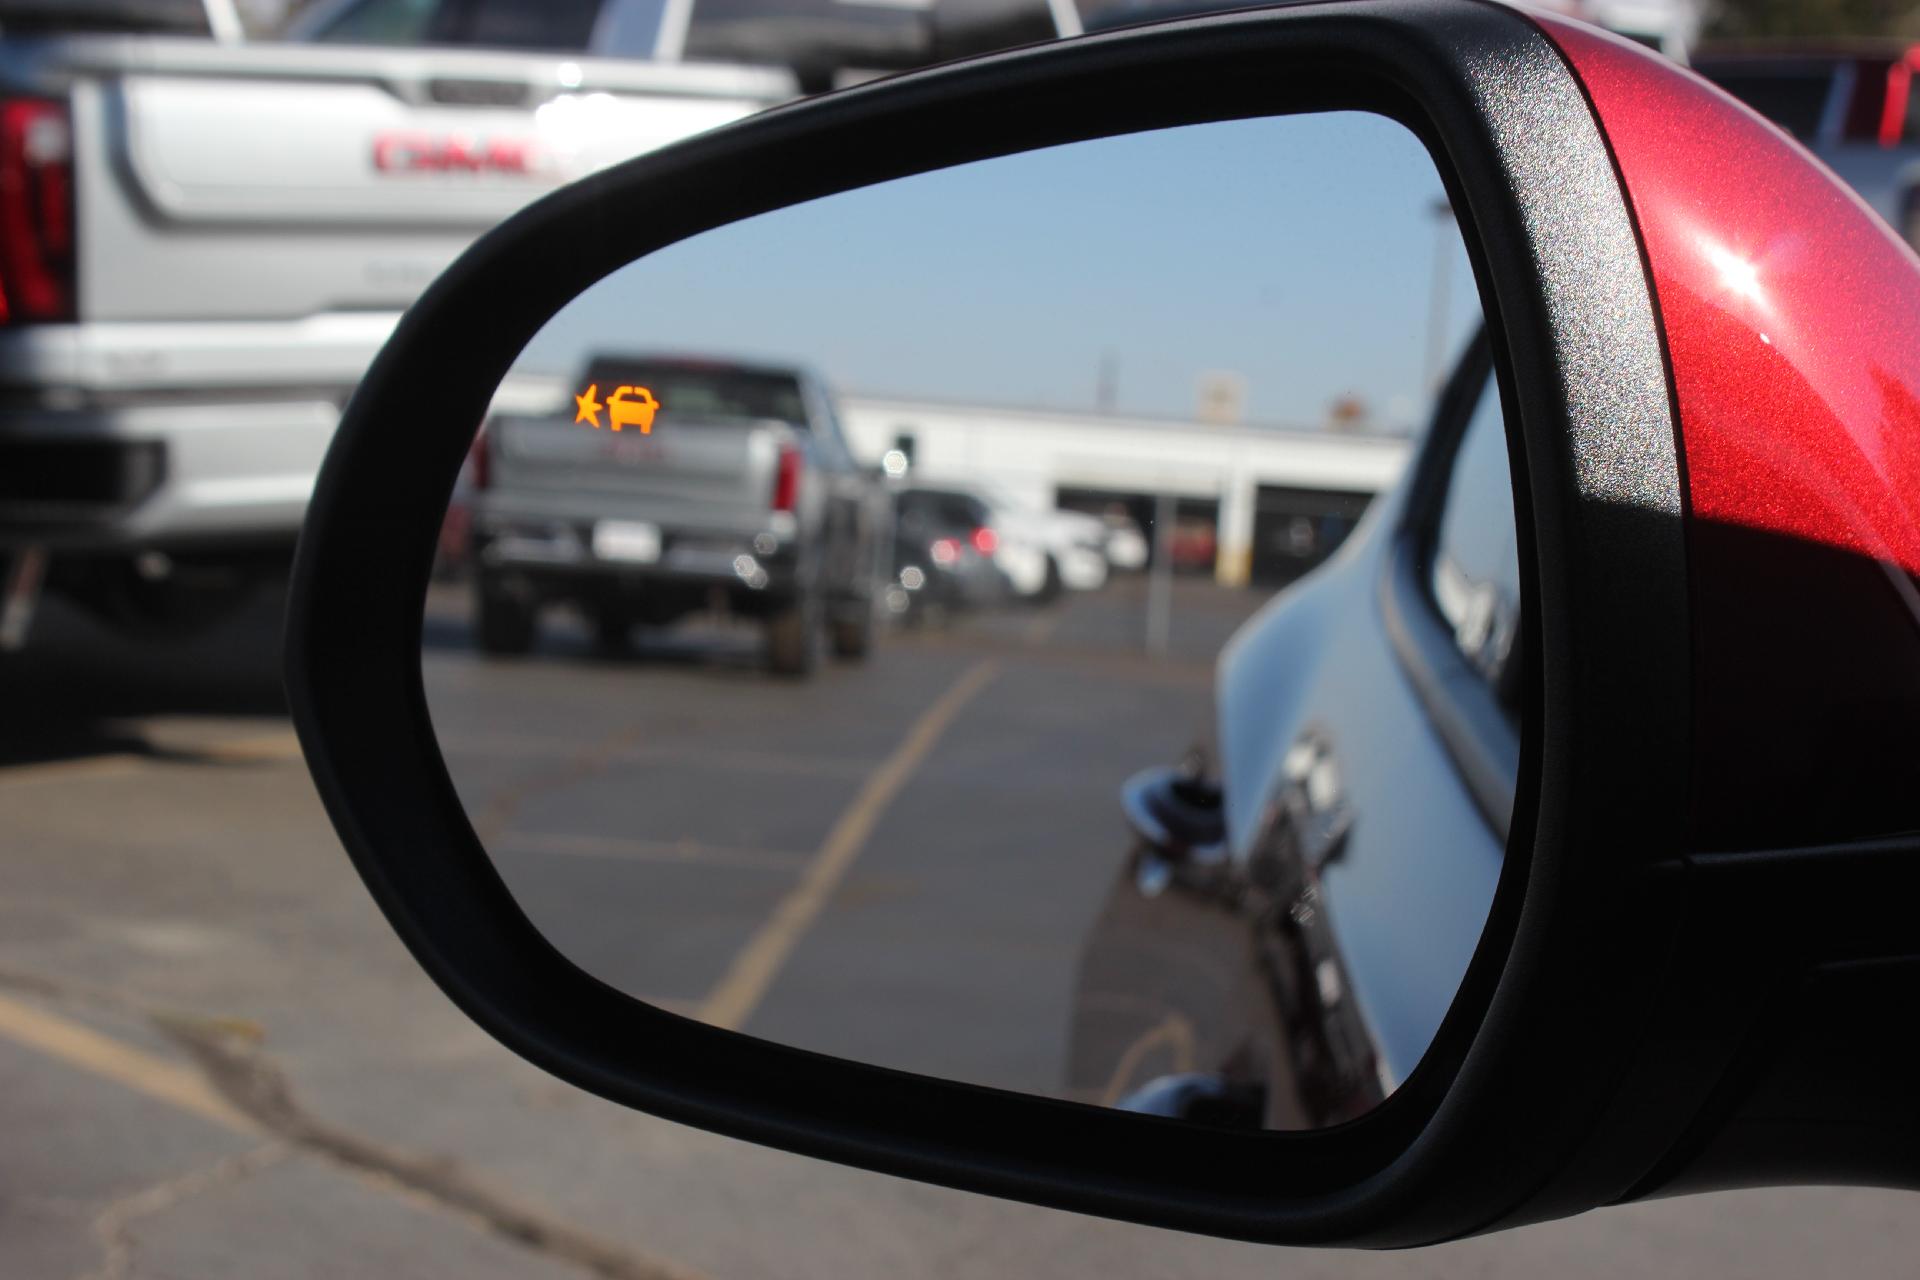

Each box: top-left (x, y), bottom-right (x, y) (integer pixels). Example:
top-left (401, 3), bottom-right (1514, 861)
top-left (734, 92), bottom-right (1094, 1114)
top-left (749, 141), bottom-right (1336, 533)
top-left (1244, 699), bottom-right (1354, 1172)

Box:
top-left (840, 396), bottom-right (1412, 587)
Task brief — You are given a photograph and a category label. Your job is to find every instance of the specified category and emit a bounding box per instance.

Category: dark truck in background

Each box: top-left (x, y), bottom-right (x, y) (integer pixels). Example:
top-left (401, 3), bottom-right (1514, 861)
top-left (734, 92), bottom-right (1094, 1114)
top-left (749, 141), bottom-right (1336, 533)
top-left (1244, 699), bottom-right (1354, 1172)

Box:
top-left (469, 356), bottom-right (891, 676)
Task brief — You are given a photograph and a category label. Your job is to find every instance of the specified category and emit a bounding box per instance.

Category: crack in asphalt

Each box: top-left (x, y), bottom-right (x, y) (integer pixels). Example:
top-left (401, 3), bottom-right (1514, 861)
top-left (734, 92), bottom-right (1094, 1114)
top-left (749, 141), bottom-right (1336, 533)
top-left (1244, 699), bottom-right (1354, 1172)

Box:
top-left (78, 1144), bottom-right (290, 1280)
top-left (465, 718), bottom-right (653, 846)
top-left (0, 968), bottom-right (711, 1280)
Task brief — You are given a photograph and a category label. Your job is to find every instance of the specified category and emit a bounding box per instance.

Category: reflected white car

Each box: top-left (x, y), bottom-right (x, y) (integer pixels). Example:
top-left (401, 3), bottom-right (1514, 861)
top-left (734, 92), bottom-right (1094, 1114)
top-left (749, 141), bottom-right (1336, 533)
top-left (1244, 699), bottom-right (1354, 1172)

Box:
top-left (963, 485), bottom-right (1110, 598)
top-left (1102, 516), bottom-right (1150, 571)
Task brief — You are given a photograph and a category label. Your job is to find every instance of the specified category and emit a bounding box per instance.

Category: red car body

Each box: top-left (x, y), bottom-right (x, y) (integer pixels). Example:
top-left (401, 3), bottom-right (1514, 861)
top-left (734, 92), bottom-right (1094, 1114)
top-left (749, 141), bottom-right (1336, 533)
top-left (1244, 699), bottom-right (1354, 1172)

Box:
top-left (1545, 18), bottom-right (1920, 850)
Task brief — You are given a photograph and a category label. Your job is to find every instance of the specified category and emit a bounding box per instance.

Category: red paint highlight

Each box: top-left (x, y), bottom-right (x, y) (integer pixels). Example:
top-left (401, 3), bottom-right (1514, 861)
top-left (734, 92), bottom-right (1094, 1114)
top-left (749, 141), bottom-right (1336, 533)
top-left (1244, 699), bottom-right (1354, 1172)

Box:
top-left (1540, 17), bottom-right (1920, 846)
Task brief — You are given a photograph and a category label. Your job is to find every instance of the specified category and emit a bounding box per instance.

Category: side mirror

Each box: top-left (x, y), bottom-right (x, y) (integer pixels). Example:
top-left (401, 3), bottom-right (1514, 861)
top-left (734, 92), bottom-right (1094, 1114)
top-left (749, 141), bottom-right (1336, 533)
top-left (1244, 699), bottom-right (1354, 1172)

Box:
top-left (287, 0), bottom-right (1920, 1248)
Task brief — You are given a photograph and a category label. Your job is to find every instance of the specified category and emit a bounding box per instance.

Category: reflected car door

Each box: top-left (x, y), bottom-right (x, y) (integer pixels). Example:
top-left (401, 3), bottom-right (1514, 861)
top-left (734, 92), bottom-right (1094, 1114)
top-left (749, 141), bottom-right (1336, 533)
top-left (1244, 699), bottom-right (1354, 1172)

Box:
top-left (1067, 336), bottom-right (1518, 1129)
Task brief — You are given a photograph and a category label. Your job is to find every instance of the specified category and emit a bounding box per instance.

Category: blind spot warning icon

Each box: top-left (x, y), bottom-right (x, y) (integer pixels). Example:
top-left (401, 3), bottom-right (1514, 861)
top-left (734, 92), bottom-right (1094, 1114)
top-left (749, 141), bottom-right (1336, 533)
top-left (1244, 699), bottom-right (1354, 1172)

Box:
top-left (574, 383), bottom-right (602, 427)
top-left (608, 385), bottom-right (660, 433)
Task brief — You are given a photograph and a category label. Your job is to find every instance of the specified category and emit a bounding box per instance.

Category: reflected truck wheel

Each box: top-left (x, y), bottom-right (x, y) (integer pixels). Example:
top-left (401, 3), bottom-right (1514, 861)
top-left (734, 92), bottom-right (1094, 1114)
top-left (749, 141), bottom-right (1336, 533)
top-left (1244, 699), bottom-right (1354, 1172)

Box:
top-left (765, 587), bottom-right (821, 677)
top-left (829, 595), bottom-right (877, 661)
top-left (592, 604), bottom-right (634, 655)
top-left (475, 578), bottom-right (536, 657)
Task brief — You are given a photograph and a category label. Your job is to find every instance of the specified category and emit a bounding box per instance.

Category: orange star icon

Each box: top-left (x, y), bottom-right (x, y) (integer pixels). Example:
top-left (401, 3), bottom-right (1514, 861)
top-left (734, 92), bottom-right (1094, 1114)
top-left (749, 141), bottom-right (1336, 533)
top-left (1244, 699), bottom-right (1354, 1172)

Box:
top-left (574, 383), bottom-right (604, 428)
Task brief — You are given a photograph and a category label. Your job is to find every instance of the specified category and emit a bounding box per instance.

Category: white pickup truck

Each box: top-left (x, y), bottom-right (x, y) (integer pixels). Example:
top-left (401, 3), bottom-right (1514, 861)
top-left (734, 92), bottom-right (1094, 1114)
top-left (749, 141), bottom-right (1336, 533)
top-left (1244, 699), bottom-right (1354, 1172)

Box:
top-left (0, 3), bottom-right (794, 645)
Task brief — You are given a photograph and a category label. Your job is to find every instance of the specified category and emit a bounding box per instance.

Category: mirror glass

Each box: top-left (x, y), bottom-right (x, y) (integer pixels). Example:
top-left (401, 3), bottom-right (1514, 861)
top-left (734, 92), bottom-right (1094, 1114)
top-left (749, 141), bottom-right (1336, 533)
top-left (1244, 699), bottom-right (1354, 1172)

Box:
top-left (422, 112), bottom-right (1515, 1131)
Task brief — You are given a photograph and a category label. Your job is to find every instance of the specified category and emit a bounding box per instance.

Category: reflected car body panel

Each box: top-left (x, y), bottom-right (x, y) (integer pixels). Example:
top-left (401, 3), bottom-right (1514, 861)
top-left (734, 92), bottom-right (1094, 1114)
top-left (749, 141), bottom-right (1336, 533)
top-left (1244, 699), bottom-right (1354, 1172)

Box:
top-left (1068, 383), bottom-right (1503, 1129)
top-left (1544, 19), bottom-right (1920, 848)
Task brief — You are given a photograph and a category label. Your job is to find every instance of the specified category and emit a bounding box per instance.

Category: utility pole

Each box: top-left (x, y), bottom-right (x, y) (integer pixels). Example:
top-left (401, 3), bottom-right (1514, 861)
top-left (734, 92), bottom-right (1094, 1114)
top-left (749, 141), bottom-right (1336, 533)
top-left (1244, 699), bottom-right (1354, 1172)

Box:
top-left (1424, 196), bottom-right (1455, 394)
top-left (1146, 491), bottom-right (1174, 656)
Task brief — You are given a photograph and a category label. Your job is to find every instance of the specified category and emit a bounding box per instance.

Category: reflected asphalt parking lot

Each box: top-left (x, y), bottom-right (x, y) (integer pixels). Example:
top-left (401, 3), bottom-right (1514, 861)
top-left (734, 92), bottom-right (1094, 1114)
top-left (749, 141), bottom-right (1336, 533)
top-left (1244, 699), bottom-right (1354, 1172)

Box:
top-left (422, 574), bottom-right (1244, 1101)
top-left (1, 582), bottom-right (1917, 1279)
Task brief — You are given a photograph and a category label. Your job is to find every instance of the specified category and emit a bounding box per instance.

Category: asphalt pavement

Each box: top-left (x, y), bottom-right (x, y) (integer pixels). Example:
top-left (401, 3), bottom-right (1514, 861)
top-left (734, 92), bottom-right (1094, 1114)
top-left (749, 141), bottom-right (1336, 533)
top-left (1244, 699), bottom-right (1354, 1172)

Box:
top-left (2, 577), bottom-right (1917, 1280)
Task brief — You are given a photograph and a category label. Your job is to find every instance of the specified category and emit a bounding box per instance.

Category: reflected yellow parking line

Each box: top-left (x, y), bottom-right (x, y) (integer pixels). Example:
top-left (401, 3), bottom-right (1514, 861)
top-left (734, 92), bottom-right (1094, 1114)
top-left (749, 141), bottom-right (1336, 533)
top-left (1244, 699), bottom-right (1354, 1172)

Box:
top-left (1098, 1013), bottom-right (1198, 1106)
top-left (699, 659), bottom-right (1000, 1032)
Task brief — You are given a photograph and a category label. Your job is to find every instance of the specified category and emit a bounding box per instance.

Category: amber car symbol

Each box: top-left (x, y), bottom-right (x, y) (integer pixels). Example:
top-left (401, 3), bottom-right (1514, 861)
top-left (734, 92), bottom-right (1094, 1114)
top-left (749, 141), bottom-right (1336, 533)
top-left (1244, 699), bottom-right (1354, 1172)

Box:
top-left (607, 385), bottom-right (660, 433)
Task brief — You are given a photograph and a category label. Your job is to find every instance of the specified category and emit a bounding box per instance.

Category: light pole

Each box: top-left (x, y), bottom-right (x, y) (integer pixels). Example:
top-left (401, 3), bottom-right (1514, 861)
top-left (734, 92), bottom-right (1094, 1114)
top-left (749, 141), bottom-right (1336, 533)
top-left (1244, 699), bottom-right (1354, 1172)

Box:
top-left (1424, 196), bottom-right (1455, 394)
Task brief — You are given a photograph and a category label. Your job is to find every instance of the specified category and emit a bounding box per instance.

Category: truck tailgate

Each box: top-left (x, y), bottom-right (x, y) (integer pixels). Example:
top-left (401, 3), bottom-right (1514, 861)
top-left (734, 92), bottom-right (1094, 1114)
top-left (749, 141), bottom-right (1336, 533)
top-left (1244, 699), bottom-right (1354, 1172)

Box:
top-left (489, 412), bottom-right (787, 530)
top-left (29, 37), bottom-right (792, 322)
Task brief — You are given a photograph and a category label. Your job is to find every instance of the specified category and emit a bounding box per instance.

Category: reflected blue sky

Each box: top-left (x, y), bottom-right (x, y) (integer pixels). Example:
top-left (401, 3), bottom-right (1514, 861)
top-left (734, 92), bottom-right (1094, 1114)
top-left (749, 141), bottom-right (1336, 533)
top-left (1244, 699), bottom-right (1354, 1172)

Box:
top-left (518, 111), bottom-right (1481, 431)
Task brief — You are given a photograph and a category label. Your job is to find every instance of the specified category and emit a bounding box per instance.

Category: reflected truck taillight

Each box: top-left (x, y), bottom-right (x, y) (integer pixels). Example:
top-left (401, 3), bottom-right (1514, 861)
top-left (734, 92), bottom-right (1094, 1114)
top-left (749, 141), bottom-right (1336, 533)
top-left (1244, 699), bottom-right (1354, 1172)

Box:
top-left (438, 428), bottom-right (488, 567)
top-left (468, 427), bottom-right (491, 491)
top-left (772, 441), bottom-right (801, 512)
top-left (0, 97), bottom-right (74, 325)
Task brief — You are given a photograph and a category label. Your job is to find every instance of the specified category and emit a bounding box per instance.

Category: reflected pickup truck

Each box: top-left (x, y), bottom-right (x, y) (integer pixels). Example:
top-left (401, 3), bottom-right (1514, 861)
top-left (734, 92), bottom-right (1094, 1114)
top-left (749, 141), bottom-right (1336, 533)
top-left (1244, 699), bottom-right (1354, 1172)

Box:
top-left (0, 30), bottom-right (792, 645)
top-left (470, 356), bottom-right (892, 676)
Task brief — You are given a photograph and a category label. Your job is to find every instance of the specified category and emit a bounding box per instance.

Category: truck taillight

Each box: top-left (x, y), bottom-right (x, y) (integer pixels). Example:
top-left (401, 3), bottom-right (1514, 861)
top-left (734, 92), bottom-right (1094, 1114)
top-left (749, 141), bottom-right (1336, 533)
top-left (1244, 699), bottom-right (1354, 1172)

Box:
top-left (468, 428), bottom-right (490, 491)
top-left (772, 441), bottom-right (801, 512)
top-left (0, 98), bottom-right (75, 326)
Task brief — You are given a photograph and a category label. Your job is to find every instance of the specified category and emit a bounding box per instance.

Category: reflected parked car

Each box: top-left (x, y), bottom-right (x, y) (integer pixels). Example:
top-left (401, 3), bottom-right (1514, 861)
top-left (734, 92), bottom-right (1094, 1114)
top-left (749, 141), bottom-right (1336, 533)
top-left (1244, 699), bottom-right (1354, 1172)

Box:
top-left (961, 482), bottom-right (1109, 599)
top-left (888, 487), bottom-right (1009, 621)
top-left (1168, 515), bottom-right (1218, 573)
top-left (1101, 512), bottom-right (1151, 571)
top-left (898, 482), bottom-right (1049, 598)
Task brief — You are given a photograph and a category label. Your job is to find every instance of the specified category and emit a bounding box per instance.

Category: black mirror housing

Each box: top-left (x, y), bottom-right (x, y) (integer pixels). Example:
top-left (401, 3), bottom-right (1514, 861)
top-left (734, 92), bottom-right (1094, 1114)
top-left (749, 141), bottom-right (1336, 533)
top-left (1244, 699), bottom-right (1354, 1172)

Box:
top-left (285, 0), bottom-right (1709, 1246)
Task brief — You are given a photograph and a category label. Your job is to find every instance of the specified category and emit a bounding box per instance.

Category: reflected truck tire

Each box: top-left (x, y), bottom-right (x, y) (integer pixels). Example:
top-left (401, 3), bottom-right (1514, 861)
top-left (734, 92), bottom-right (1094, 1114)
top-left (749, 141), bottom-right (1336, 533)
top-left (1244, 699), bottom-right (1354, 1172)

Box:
top-left (592, 603), bottom-right (634, 656)
top-left (830, 600), bottom-right (877, 660)
top-left (765, 585), bottom-right (823, 677)
top-left (475, 575), bottom-right (537, 657)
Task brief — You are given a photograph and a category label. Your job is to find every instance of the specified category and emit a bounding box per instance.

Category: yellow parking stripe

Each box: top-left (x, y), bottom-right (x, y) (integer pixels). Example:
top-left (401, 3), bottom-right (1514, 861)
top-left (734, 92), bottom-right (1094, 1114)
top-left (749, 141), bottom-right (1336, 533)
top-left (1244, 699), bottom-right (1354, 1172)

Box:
top-left (699, 659), bottom-right (999, 1032)
top-left (0, 992), bottom-right (254, 1134)
top-left (0, 755), bottom-right (146, 788)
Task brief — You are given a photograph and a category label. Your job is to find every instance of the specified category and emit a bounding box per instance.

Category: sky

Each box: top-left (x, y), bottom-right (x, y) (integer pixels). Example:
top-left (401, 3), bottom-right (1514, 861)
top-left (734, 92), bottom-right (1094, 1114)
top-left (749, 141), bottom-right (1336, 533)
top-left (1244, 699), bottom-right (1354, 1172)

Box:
top-left (515, 111), bottom-right (1484, 433)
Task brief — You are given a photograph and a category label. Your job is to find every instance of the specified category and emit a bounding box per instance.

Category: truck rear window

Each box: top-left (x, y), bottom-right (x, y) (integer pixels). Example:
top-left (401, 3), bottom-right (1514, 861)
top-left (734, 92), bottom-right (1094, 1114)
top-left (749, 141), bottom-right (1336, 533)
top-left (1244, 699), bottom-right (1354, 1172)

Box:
top-left (583, 361), bottom-right (808, 426)
top-left (308, 0), bottom-right (603, 50)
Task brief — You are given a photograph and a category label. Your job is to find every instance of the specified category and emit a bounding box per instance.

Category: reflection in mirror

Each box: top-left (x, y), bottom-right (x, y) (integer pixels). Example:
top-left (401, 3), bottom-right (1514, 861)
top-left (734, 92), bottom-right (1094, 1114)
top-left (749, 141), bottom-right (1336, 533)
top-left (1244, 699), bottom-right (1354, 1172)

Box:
top-left (422, 113), bottom-right (1514, 1131)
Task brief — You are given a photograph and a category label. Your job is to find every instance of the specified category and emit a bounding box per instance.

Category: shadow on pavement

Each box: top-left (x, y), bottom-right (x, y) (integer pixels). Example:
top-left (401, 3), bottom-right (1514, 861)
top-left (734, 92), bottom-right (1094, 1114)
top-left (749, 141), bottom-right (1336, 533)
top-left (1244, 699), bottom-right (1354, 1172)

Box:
top-left (0, 585), bottom-right (289, 769)
top-left (422, 601), bottom-right (771, 676)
